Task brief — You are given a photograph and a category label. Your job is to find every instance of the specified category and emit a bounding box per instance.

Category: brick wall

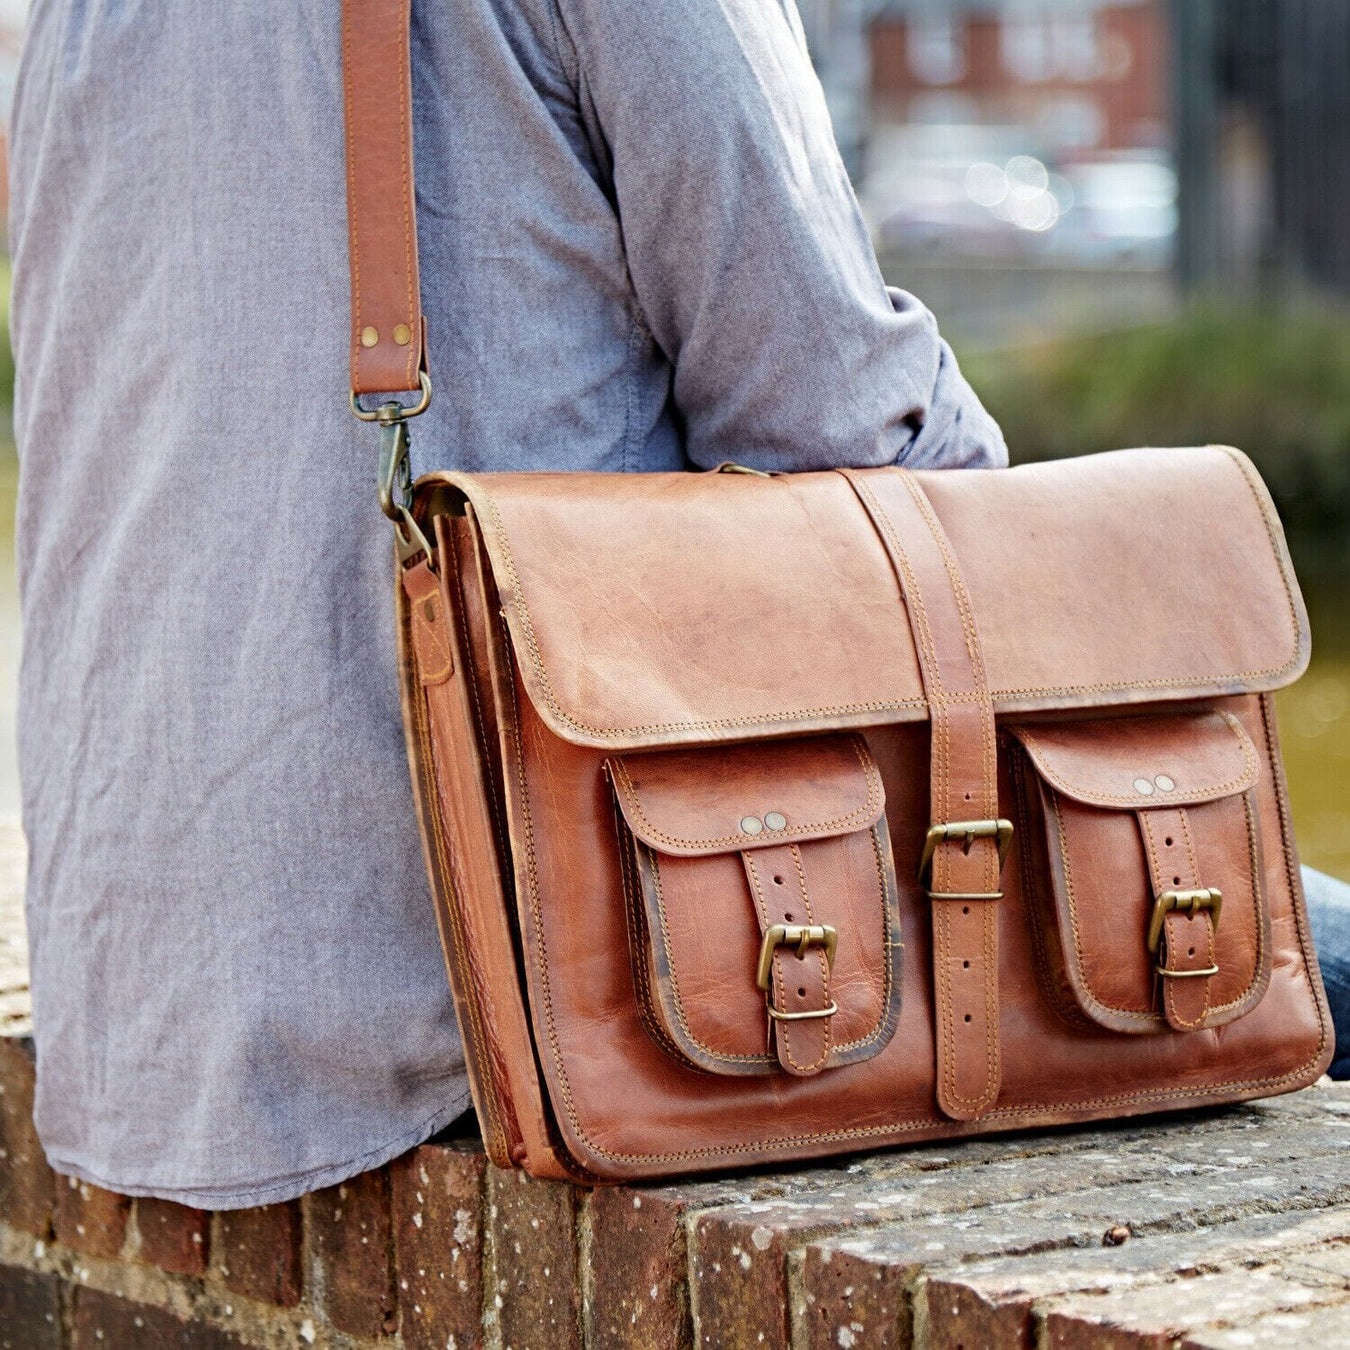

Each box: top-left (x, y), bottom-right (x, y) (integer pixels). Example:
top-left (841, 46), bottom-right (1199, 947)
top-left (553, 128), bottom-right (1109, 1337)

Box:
top-left (3, 1033), bottom-right (1350, 1348)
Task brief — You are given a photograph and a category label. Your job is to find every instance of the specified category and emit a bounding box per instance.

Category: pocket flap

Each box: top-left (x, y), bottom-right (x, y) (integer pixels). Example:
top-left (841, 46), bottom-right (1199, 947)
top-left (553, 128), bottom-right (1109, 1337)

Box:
top-left (608, 734), bottom-right (885, 857)
top-left (606, 734), bottom-right (900, 1078)
top-left (1007, 710), bottom-right (1258, 809)
top-left (1007, 709), bottom-right (1269, 1036)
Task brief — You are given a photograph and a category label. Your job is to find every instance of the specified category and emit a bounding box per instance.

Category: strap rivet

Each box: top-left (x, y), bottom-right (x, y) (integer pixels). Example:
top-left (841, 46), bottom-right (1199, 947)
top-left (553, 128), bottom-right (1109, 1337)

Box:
top-left (764, 812), bottom-right (787, 831)
top-left (360, 325), bottom-right (379, 348)
top-left (740, 816), bottom-right (763, 836)
top-left (1133, 777), bottom-right (1155, 795)
top-left (393, 323), bottom-right (412, 346)
top-left (1155, 774), bottom-right (1175, 791)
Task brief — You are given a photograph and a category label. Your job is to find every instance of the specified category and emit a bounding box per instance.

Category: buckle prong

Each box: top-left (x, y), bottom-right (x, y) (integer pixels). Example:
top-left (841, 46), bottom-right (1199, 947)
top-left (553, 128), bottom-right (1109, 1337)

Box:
top-left (755, 924), bottom-right (837, 993)
top-left (1147, 887), bottom-right (1223, 954)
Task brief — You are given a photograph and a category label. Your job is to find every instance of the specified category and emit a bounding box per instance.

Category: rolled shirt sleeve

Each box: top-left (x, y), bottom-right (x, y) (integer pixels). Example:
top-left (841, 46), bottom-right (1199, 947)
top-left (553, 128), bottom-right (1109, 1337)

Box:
top-left (552, 0), bottom-right (1008, 471)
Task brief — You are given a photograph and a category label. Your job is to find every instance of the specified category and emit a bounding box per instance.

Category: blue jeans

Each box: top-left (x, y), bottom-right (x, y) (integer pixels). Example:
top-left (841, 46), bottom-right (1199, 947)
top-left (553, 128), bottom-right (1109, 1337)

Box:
top-left (1305, 866), bottom-right (1350, 1079)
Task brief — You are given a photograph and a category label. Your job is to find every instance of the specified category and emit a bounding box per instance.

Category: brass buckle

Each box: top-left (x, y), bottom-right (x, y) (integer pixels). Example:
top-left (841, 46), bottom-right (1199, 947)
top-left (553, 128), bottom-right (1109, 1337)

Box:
top-left (755, 924), bottom-right (838, 1024)
top-left (918, 819), bottom-right (1014, 891)
top-left (1147, 887), bottom-right (1223, 954)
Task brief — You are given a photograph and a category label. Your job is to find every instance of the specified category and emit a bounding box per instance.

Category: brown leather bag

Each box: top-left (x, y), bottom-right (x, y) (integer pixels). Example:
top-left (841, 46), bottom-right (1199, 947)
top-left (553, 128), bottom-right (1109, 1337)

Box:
top-left (343, 0), bottom-right (1332, 1182)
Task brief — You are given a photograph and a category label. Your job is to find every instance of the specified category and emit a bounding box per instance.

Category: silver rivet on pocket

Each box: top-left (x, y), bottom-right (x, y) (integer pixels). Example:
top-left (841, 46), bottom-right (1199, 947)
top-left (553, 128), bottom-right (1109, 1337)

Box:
top-left (740, 816), bottom-right (763, 835)
top-left (1133, 778), bottom-right (1155, 795)
top-left (764, 812), bottom-right (787, 831)
top-left (1155, 775), bottom-right (1175, 791)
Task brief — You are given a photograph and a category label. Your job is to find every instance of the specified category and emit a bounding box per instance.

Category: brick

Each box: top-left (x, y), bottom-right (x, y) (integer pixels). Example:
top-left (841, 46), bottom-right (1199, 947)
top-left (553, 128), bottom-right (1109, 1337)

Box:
top-left (920, 1207), bottom-right (1350, 1350)
top-left (1184, 1302), bottom-right (1350, 1349)
top-left (54, 1172), bottom-right (131, 1260)
top-left (70, 1286), bottom-right (251, 1348)
top-left (702, 1112), bottom-right (1331, 1350)
top-left (391, 1141), bottom-right (487, 1350)
top-left (796, 1243), bottom-right (910, 1350)
top-left (1043, 1268), bottom-right (1348, 1349)
top-left (135, 1197), bottom-right (209, 1275)
top-left (306, 1167), bottom-right (396, 1339)
top-left (0, 1263), bottom-right (62, 1350)
top-left (488, 1164), bottom-right (581, 1350)
top-left (216, 1201), bottom-right (302, 1307)
top-left (0, 1035), bottom-right (55, 1237)
top-left (798, 1139), bottom-right (1350, 1350)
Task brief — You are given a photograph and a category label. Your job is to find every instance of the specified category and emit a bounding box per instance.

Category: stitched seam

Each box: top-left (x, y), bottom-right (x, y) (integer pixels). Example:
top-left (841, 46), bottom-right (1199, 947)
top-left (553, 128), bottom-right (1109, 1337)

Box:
top-left (1010, 752), bottom-right (1092, 1029)
top-left (848, 475), bottom-right (945, 697)
top-left (900, 472), bottom-right (999, 893)
top-left (523, 698), bottom-right (1326, 1162)
top-left (1145, 811), bottom-right (1211, 1029)
top-left (652, 848), bottom-right (771, 1065)
top-left (852, 469), bottom-right (998, 1109)
top-left (397, 3), bottom-right (416, 388)
top-left (509, 691), bottom-right (1326, 1163)
top-left (413, 594), bottom-right (452, 682)
top-left (1058, 793), bottom-right (1156, 1025)
top-left (1219, 448), bottom-right (1304, 672)
top-left (644, 826), bottom-right (897, 1066)
top-left (1014, 712), bottom-right (1257, 806)
top-left (462, 452), bottom-right (1304, 741)
top-left (867, 824), bottom-right (898, 1038)
top-left (342, 5), bottom-right (363, 388)
top-left (784, 844), bottom-right (830, 1073)
top-left (747, 853), bottom-right (825, 1074)
top-left (1146, 804), bottom-right (1256, 1021)
top-left (624, 840), bottom-right (695, 1063)
top-left (610, 736), bottom-right (881, 850)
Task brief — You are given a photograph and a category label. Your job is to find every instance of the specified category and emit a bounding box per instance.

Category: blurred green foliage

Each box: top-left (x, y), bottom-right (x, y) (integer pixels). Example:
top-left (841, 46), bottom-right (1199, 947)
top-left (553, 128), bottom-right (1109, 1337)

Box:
top-left (962, 307), bottom-right (1350, 592)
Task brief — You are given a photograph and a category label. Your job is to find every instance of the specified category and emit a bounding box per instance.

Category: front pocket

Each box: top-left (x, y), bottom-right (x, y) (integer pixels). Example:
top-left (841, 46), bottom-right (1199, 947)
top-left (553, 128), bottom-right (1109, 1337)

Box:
top-left (1007, 710), bottom-right (1270, 1035)
top-left (605, 734), bottom-right (902, 1077)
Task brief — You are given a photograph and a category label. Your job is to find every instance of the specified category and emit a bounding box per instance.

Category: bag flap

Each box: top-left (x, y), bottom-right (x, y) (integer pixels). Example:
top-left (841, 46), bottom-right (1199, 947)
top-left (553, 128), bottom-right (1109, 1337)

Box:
top-left (425, 446), bottom-right (1308, 751)
top-left (606, 734), bottom-right (884, 857)
top-left (1005, 711), bottom-right (1259, 808)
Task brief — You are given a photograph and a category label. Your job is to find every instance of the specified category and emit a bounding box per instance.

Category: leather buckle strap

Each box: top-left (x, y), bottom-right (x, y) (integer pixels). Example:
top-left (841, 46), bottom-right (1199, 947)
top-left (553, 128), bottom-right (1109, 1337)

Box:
top-left (840, 468), bottom-right (1004, 1122)
top-left (1137, 807), bottom-right (1222, 1030)
top-left (743, 846), bottom-right (838, 1076)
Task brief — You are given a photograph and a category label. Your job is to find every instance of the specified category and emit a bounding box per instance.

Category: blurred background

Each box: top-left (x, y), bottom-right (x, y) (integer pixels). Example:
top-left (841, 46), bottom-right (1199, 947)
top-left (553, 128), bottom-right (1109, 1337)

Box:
top-left (0, 0), bottom-right (1345, 874)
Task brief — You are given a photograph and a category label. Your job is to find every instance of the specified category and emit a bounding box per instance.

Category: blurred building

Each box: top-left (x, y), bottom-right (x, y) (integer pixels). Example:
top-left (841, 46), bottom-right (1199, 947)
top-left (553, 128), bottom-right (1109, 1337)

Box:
top-left (870, 0), bottom-right (1166, 155)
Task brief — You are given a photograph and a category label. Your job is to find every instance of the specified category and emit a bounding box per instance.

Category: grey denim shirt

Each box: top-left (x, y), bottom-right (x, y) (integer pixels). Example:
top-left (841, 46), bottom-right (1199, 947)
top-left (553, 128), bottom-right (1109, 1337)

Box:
top-left (10, 0), bottom-right (1005, 1206)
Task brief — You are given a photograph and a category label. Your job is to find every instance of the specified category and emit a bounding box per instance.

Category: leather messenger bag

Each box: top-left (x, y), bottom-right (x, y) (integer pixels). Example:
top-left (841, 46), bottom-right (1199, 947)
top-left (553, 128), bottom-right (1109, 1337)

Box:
top-left (344, 0), bottom-right (1332, 1182)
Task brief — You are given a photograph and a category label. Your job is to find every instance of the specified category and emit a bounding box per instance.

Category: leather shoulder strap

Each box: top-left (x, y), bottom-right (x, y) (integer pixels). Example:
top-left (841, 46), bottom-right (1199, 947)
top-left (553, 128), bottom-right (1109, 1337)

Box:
top-left (342, 0), bottom-right (426, 396)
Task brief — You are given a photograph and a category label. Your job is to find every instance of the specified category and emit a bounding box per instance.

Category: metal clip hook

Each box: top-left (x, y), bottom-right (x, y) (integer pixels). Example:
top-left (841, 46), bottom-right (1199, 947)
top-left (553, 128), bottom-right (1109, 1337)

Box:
top-left (376, 407), bottom-right (436, 568)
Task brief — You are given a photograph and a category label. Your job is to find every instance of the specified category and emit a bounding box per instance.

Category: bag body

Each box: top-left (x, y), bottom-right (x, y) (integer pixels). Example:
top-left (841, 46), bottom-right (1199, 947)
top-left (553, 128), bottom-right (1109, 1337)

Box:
top-left (339, 0), bottom-right (1330, 1183)
top-left (396, 449), bottom-right (1332, 1182)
